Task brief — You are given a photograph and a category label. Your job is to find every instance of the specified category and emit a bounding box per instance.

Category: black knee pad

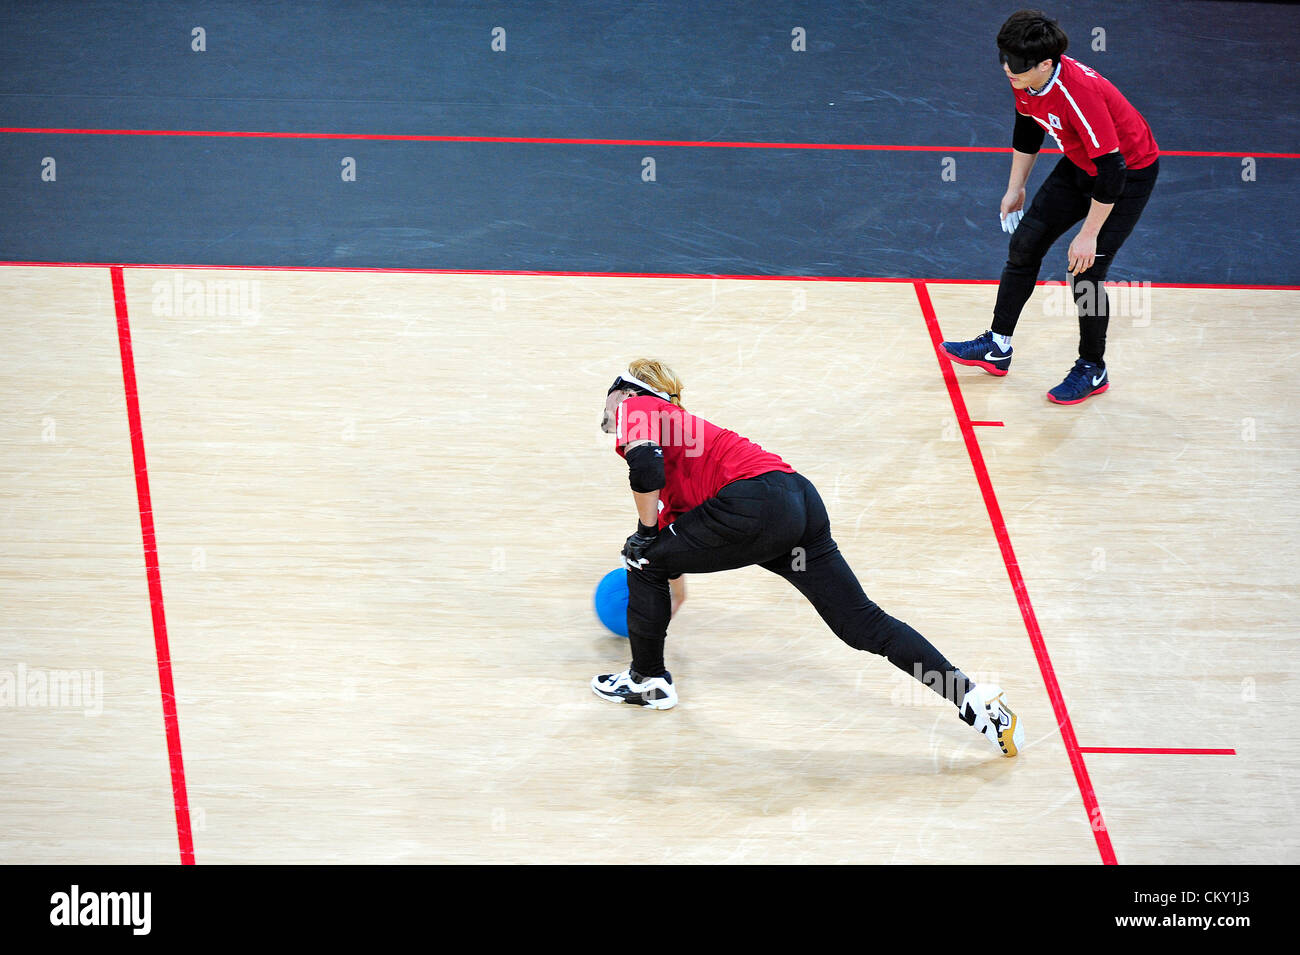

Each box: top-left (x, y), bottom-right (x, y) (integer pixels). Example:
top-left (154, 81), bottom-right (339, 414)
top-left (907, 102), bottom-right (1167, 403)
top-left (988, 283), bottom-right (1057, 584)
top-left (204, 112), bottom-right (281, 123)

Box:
top-left (1006, 218), bottom-right (1051, 270)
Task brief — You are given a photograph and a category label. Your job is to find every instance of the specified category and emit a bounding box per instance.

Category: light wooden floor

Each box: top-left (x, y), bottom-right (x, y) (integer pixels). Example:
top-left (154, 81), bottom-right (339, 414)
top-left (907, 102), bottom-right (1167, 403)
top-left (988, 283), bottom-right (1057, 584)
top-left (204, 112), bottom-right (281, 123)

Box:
top-left (1, 266), bottom-right (1296, 863)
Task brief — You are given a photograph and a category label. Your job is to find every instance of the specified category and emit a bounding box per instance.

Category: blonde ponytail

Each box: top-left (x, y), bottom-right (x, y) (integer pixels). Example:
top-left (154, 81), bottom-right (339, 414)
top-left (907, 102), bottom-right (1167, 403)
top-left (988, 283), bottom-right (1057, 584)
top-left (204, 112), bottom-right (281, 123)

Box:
top-left (626, 358), bottom-right (685, 408)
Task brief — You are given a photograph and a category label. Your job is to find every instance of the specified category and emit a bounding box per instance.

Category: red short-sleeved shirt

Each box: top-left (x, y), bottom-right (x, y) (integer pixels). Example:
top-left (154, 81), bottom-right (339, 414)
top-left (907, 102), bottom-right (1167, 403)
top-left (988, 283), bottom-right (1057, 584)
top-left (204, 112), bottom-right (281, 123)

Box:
top-left (614, 395), bottom-right (795, 529)
top-left (1014, 55), bottom-right (1159, 174)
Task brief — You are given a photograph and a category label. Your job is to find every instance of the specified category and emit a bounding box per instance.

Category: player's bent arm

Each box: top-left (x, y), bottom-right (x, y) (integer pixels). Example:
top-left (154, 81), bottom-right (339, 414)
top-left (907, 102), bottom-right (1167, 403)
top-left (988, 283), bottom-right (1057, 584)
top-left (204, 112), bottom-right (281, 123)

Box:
top-left (626, 439), bottom-right (665, 527)
top-left (1068, 150), bottom-right (1123, 272)
top-left (623, 439), bottom-right (665, 529)
top-left (1006, 149), bottom-right (1038, 195)
top-left (1076, 198), bottom-right (1115, 240)
top-left (1077, 149), bottom-right (1125, 238)
top-left (632, 489), bottom-right (660, 530)
top-left (1006, 111), bottom-right (1043, 195)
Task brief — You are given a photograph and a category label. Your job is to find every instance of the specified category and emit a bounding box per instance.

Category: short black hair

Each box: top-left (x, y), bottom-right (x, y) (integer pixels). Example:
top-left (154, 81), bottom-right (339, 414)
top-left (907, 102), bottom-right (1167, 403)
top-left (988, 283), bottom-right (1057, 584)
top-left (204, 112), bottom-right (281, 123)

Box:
top-left (997, 10), bottom-right (1069, 67)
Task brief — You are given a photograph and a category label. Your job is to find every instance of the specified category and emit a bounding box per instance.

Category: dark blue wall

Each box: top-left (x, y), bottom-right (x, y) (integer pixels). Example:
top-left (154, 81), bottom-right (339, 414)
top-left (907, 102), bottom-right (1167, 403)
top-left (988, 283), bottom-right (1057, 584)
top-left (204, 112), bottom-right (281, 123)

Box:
top-left (2, 1), bottom-right (1296, 282)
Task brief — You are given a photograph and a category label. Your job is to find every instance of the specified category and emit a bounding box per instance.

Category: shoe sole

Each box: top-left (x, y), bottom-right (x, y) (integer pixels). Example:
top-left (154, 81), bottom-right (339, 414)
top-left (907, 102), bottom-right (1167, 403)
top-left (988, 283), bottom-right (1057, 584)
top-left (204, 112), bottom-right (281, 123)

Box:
top-left (591, 682), bottom-right (677, 710)
top-left (1047, 382), bottom-right (1109, 405)
top-left (942, 350), bottom-right (1010, 377)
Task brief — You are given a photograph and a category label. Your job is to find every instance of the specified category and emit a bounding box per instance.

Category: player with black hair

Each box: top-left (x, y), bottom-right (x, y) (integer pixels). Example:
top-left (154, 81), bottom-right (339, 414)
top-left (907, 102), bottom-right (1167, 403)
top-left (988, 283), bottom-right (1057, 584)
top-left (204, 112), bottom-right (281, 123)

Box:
top-left (942, 9), bottom-right (1160, 404)
top-left (591, 358), bottom-right (1025, 758)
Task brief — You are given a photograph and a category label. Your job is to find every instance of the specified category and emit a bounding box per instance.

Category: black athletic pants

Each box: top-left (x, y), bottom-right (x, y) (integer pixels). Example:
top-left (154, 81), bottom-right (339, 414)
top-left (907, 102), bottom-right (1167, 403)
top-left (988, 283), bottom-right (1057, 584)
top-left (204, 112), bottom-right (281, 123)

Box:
top-left (991, 157), bottom-right (1159, 365)
top-left (625, 470), bottom-right (972, 707)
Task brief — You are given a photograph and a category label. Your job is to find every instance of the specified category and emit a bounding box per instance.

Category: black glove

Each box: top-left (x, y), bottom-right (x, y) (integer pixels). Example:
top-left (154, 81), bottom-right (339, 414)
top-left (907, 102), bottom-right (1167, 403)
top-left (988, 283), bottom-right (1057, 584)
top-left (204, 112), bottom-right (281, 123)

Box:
top-left (622, 521), bottom-right (659, 570)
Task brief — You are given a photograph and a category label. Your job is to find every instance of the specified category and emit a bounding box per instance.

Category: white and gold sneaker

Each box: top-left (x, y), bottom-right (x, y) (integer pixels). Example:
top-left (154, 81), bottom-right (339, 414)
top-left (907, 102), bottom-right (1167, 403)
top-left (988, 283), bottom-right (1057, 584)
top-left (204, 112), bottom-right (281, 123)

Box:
top-left (960, 683), bottom-right (1023, 757)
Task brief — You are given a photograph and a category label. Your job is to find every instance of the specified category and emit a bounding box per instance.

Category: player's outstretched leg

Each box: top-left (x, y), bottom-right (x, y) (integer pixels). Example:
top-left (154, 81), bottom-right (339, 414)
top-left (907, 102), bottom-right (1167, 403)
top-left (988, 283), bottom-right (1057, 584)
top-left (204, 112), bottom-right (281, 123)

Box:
top-left (763, 476), bottom-right (1024, 756)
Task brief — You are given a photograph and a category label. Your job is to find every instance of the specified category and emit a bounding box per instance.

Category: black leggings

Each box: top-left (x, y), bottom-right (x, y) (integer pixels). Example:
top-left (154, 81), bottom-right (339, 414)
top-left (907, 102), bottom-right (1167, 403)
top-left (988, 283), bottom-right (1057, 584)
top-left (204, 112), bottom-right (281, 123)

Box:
top-left (626, 470), bottom-right (971, 707)
top-left (992, 156), bottom-right (1159, 365)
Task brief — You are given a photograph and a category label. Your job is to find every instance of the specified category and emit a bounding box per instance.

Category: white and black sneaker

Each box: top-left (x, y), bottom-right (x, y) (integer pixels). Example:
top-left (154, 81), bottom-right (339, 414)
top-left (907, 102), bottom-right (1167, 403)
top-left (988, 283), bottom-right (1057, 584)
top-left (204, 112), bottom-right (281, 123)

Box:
top-left (960, 683), bottom-right (1023, 757)
top-left (591, 669), bottom-right (677, 709)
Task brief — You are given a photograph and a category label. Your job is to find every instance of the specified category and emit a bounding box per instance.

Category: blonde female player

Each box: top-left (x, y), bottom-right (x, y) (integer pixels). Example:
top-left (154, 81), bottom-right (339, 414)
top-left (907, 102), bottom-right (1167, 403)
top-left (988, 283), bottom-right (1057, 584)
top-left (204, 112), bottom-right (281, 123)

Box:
top-left (593, 359), bottom-right (1025, 757)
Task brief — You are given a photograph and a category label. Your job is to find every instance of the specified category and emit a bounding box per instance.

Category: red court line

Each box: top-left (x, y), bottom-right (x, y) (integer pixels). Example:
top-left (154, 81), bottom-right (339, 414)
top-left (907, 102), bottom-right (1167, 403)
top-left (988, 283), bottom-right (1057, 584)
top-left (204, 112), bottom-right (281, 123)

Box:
top-left (1, 127), bottom-right (1295, 159)
top-left (111, 266), bottom-right (195, 865)
top-left (913, 279), bottom-right (1116, 866)
top-left (3, 262), bottom-right (1298, 291)
top-left (970, 421), bottom-right (1004, 427)
top-left (1079, 747), bottom-right (1236, 756)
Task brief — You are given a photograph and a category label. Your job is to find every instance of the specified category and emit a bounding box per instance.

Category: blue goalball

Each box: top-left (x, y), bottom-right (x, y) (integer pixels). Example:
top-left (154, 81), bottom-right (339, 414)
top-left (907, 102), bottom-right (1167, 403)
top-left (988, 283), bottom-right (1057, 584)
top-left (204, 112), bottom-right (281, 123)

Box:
top-left (594, 568), bottom-right (630, 637)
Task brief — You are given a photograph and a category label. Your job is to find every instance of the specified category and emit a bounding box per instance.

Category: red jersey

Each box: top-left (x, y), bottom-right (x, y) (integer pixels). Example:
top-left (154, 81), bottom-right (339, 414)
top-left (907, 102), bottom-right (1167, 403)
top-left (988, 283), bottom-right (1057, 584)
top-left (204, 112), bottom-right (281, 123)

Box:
top-left (614, 395), bottom-right (794, 529)
top-left (1013, 55), bottom-right (1159, 174)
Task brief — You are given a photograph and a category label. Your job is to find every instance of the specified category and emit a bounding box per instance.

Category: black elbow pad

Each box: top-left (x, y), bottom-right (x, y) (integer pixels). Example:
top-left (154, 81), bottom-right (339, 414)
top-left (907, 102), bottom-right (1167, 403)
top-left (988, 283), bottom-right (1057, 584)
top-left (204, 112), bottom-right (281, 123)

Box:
top-left (625, 443), bottom-right (665, 493)
top-left (1013, 112), bottom-right (1046, 154)
top-left (1091, 151), bottom-right (1128, 204)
